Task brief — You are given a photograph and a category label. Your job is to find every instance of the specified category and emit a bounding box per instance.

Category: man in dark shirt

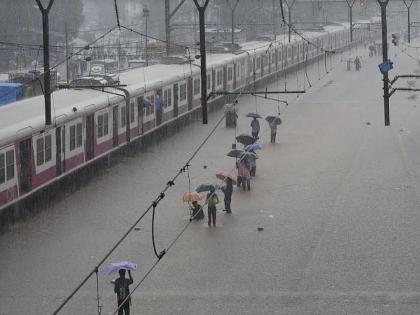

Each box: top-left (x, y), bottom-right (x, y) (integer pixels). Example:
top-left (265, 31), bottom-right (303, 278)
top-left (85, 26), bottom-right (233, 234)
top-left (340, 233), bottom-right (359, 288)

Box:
top-left (114, 269), bottom-right (134, 315)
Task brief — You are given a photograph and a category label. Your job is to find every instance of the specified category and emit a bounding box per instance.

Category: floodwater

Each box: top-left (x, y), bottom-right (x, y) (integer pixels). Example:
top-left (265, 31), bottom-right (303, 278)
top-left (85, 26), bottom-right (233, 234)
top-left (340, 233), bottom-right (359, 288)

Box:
top-left (2, 41), bottom-right (420, 314)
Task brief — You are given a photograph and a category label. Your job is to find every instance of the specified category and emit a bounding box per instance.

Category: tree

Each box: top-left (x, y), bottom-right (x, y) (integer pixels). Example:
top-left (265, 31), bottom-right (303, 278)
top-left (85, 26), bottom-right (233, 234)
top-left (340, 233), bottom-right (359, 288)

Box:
top-left (0, 0), bottom-right (84, 71)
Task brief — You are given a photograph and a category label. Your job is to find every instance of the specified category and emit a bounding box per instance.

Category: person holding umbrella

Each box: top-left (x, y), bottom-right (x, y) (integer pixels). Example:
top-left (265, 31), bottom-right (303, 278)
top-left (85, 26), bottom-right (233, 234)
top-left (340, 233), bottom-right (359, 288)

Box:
top-left (114, 269), bottom-right (133, 315)
top-left (251, 117), bottom-right (260, 140)
top-left (205, 187), bottom-right (219, 227)
top-left (266, 115), bottom-right (282, 143)
top-left (221, 178), bottom-right (233, 213)
top-left (238, 159), bottom-right (251, 191)
top-left (270, 119), bottom-right (278, 143)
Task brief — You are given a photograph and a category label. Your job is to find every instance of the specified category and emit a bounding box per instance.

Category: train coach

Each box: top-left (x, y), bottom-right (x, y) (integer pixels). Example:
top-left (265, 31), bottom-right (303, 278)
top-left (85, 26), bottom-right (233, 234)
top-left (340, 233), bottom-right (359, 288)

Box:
top-left (0, 25), bottom-right (369, 212)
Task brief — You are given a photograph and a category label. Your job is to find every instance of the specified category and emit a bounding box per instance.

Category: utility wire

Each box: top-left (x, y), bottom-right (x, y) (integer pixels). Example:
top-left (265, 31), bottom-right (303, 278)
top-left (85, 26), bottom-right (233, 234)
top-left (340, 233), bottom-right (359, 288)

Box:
top-left (0, 26), bottom-right (119, 103)
top-left (51, 109), bottom-right (226, 314)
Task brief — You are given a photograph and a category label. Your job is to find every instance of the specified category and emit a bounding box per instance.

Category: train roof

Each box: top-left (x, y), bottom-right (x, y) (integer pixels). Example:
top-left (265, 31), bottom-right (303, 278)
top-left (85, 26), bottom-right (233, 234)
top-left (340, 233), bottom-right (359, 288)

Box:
top-left (0, 24), bottom-right (352, 148)
top-left (0, 88), bottom-right (123, 147)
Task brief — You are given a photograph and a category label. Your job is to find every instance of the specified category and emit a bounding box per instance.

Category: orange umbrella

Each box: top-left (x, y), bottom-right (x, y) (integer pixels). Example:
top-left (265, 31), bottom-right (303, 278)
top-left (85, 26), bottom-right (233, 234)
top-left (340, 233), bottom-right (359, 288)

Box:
top-left (216, 171), bottom-right (237, 184)
top-left (182, 192), bottom-right (204, 202)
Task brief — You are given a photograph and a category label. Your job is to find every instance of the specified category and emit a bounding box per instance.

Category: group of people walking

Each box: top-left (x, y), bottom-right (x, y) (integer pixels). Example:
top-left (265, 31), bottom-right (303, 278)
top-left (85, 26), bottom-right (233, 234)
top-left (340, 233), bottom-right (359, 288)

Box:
top-left (190, 112), bottom-right (280, 227)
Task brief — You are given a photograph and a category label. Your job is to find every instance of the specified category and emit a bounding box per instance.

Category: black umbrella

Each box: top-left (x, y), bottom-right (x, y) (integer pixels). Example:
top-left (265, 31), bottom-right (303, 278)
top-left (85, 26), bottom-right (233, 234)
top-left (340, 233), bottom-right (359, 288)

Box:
top-left (240, 151), bottom-right (258, 160)
top-left (227, 149), bottom-right (245, 158)
top-left (266, 116), bottom-right (282, 125)
top-left (236, 134), bottom-right (255, 146)
top-left (196, 184), bottom-right (215, 193)
top-left (246, 112), bottom-right (262, 119)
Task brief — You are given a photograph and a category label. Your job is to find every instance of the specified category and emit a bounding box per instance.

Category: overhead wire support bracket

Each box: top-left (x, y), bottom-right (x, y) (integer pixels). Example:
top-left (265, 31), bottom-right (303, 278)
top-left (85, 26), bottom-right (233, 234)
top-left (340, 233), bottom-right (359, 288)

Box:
top-left (390, 74), bottom-right (420, 86)
top-left (210, 90), bottom-right (305, 96)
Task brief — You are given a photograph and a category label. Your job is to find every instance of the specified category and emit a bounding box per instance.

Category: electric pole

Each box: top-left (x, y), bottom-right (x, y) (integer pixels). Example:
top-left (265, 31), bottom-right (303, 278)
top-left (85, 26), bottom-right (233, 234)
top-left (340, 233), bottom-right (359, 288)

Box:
top-left (35, 0), bottom-right (55, 126)
top-left (345, 0), bottom-right (356, 42)
top-left (143, 8), bottom-right (149, 66)
top-left (192, 0), bottom-right (210, 124)
top-left (65, 22), bottom-right (69, 84)
top-left (402, 0), bottom-right (414, 43)
top-left (284, 0), bottom-right (296, 43)
top-left (224, 0), bottom-right (240, 48)
top-left (378, 0), bottom-right (390, 126)
top-left (164, 0), bottom-right (187, 56)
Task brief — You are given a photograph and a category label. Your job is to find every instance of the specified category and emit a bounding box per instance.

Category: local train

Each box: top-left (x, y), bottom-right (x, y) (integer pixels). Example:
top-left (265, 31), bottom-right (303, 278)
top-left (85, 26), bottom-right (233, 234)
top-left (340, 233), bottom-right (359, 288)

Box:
top-left (0, 25), bottom-right (369, 211)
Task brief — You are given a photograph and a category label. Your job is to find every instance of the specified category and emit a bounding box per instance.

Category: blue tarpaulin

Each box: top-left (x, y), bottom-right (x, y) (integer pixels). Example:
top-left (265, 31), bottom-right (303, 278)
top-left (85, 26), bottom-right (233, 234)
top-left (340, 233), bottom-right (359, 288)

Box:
top-left (0, 83), bottom-right (24, 105)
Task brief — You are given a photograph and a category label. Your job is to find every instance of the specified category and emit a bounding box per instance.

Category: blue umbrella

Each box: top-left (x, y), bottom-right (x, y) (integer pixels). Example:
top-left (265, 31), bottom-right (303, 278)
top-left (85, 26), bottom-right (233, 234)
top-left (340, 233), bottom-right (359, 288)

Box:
top-left (103, 261), bottom-right (138, 276)
top-left (245, 143), bottom-right (262, 151)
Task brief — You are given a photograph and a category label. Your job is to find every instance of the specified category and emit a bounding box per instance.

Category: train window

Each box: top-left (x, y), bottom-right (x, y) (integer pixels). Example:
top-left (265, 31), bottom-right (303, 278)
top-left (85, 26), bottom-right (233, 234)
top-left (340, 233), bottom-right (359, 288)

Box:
top-left (97, 113), bottom-right (109, 138)
top-left (130, 102), bottom-right (135, 123)
top-left (216, 70), bottom-right (223, 86)
top-left (98, 116), bottom-right (103, 138)
top-left (256, 57), bottom-right (261, 69)
top-left (45, 135), bottom-right (52, 163)
top-left (227, 67), bottom-right (233, 81)
top-left (193, 78), bottom-right (200, 95)
top-left (70, 125), bottom-right (76, 151)
top-left (149, 96), bottom-right (155, 113)
top-left (76, 123), bottom-right (82, 148)
top-left (163, 88), bottom-right (172, 107)
top-left (0, 153), bottom-right (4, 184)
top-left (36, 138), bottom-right (44, 166)
top-left (6, 150), bottom-right (14, 181)
top-left (180, 83), bottom-right (187, 101)
top-left (104, 113), bottom-right (109, 135)
top-left (121, 106), bottom-right (126, 127)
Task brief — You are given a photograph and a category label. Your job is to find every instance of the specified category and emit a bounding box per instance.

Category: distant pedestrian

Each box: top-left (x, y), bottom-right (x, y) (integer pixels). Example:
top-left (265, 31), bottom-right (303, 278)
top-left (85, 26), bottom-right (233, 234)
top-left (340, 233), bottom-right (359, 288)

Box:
top-left (238, 159), bottom-right (251, 191)
top-left (251, 117), bottom-right (260, 140)
top-left (205, 188), bottom-right (219, 227)
top-left (269, 120), bottom-right (278, 143)
top-left (190, 200), bottom-right (204, 220)
top-left (114, 269), bottom-right (133, 315)
top-left (221, 178), bottom-right (233, 213)
top-left (247, 151), bottom-right (257, 176)
top-left (354, 56), bottom-right (361, 71)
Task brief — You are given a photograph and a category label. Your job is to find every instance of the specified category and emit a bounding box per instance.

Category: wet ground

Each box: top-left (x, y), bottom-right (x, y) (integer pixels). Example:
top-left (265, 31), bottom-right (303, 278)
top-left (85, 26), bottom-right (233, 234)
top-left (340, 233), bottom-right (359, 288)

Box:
top-left (2, 40), bottom-right (420, 314)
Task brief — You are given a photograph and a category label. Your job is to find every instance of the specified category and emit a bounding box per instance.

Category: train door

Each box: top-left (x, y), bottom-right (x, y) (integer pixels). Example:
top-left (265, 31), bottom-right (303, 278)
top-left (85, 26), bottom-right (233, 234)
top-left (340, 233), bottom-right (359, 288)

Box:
top-left (173, 83), bottom-right (179, 117)
top-left (223, 66), bottom-right (227, 91)
top-left (86, 114), bottom-right (94, 160)
top-left (112, 106), bottom-right (119, 147)
top-left (212, 69), bottom-right (216, 93)
top-left (55, 127), bottom-right (62, 176)
top-left (187, 77), bottom-right (193, 110)
top-left (233, 64), bottom-right (237, 90)
top-left (138, 98), bottom-right (144, 135)
top-left (19, 139), bottom-right (32, 194)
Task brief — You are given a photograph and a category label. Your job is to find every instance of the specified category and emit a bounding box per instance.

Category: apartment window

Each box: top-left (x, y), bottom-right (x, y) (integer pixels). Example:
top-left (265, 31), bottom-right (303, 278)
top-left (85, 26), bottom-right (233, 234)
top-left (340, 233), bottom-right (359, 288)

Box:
top-left (6, 151), bottom-right (14, 181)
top-left (121, 106), bottom-right (126, 127)
top-left (193, 78), bottom-right (200, 95)
top-left (207, 74), bottom-right (211, 90)
top-left (179, 83), bottom-right (187, 101)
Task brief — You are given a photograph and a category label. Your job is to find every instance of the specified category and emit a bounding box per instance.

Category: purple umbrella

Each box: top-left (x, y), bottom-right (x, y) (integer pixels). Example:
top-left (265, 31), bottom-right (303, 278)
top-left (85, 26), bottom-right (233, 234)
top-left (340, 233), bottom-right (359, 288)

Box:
top-left (103, 261), bottom-right (138, 276)
top-left (245, 143), bottom-right (262, 151)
